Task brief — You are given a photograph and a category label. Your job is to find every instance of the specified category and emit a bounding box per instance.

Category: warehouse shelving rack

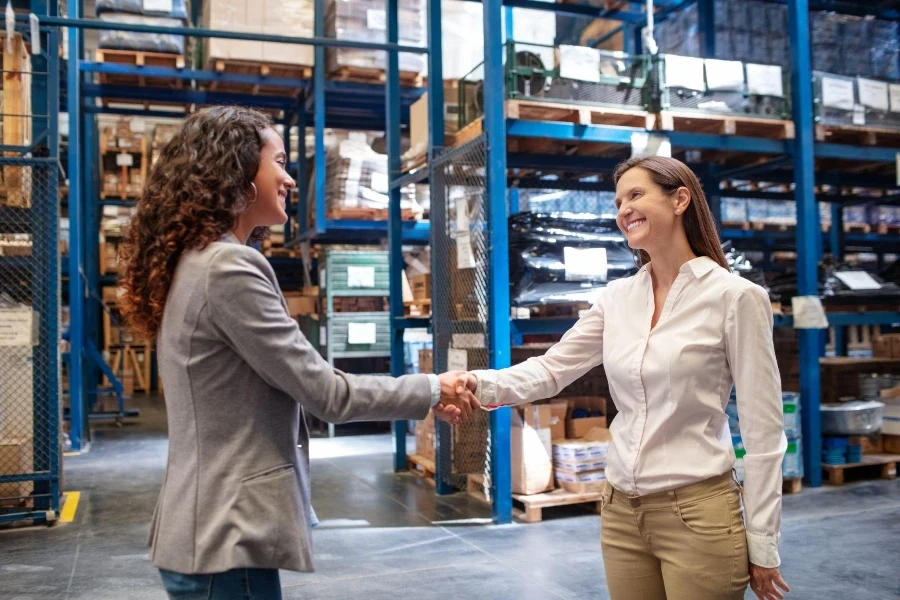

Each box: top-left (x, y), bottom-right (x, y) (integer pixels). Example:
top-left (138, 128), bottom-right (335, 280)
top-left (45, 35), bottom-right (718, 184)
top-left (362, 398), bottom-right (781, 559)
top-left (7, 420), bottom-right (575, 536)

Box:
top-left (57, 0), bottom-right (431, 457)
top-left (408, 0), bottom-right (900, 524)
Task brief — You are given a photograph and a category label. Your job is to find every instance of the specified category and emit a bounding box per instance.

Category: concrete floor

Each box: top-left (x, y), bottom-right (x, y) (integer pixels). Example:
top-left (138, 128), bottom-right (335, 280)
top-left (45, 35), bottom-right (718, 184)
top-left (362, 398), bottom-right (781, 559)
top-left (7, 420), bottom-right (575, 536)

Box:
top-left (1, 398), bottom-right (899, 600)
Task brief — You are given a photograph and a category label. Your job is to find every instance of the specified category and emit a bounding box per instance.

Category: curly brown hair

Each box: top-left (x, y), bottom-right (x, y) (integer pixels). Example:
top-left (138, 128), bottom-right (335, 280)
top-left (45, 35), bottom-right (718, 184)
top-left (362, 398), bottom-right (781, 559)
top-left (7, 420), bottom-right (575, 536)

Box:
top-left (118, 106), bottom-right (273, 341)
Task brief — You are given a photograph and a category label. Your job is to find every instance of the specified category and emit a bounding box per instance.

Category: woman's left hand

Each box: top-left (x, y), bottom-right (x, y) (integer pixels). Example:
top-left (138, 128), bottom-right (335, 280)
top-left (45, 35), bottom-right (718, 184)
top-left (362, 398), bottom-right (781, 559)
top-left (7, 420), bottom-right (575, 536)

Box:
top-left (749, 564), bottom-right (790, 600)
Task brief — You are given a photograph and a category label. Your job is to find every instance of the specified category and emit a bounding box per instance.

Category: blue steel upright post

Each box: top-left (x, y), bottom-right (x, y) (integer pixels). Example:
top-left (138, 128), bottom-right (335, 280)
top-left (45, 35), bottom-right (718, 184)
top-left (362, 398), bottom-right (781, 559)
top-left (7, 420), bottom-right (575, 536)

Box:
top-left (67, 0), bottom-right (85, 451)
top-left (787, 0), bottom-right (822, 487)
top-left (386, 0), bottom-right (407, 472)
top-left (313, 0), bottom-right (327, 234)
top-left (483, 0), bottom-right (512, 524)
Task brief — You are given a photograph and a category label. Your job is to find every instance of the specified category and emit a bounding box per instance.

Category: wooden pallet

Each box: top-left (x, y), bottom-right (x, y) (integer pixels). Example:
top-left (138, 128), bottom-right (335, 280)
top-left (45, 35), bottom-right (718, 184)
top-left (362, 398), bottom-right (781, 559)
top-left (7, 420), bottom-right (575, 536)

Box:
top-left (512, 487), bottom-right (605, 523)
top-left (783, 477), bottom-right (802, 495)
top-left (407, 453), bottom-right (436, 484)
top-left (402, 154), bottom-right (428, 174)
top-left (875, 224), bottom-right (900, 235)
top-left (822, 454), bottom-right (899, 486)
top-left (404, 299), bottom-right (431, 317)
top-left (844, 223), bottom-right (872, 234)
top-left (330, 65), bottom-right (423, 87)
top-left (95, 49), bottom-right (186, 88)
top-left (657, 110), bottom-right (795, 139)
top-left (205, 59), bottom-right (310, 96)
top-left (326, 207), bottom-right (419, 221)
top-left (815, 124), bottom-right (900, 147)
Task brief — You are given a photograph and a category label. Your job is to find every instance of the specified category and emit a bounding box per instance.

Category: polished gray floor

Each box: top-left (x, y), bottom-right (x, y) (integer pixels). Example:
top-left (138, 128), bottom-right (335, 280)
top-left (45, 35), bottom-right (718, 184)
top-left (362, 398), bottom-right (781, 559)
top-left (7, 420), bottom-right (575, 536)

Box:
top-left (1, 397), bottom-right (898, 599)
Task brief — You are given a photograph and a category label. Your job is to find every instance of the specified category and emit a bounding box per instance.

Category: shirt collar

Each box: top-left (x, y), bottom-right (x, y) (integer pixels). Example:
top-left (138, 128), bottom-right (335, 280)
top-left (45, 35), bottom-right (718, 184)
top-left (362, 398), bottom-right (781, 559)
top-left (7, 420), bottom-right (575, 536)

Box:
top-left (640, 256), bottom-right (720, 279)
top-left (221, 232), bottom-right (242, 245)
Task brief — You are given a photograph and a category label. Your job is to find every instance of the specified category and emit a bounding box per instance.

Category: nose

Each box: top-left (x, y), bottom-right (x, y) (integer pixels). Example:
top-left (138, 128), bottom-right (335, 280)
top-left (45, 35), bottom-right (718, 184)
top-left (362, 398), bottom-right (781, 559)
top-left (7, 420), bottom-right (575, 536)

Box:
top-left (284, 174), bottom-right (296, 189)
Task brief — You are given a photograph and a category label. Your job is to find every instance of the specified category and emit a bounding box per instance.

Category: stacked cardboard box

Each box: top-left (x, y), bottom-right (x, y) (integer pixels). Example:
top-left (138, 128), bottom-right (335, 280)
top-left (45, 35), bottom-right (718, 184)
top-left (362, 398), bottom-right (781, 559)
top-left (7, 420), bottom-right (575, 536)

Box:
top-left (1, 33), bottom-right (33, 209)
top-left (873, 335), bottom-right (900, 360)
top-left (0, 342), bottom-right (35, 502)
top-left (202, 0), bottom-right (315, 67)
top-left (415, 410), bottom-right (435, 461)
top-left (553, 428), bottom-right (610, 494)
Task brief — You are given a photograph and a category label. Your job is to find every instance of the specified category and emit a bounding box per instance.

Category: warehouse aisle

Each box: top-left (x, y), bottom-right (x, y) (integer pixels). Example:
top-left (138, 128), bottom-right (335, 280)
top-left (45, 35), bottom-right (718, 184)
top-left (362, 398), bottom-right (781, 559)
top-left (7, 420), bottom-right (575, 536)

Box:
top-left (1, 398), bottom-right (898, 600)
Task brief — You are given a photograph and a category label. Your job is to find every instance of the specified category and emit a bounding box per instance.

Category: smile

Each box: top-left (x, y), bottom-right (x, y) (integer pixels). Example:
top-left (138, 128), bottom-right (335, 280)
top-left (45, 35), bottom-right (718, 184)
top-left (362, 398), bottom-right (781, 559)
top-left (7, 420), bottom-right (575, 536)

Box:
top-left (626, 218), bottom-right (646, 233)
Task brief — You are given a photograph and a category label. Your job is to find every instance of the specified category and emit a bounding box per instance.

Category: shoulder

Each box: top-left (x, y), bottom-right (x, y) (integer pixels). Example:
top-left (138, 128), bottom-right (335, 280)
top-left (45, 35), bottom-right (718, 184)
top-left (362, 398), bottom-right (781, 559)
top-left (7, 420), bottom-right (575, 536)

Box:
top-left (200, 242), bottom-right (275, 286)
top-left (707, 269), bottom-right (772, 314)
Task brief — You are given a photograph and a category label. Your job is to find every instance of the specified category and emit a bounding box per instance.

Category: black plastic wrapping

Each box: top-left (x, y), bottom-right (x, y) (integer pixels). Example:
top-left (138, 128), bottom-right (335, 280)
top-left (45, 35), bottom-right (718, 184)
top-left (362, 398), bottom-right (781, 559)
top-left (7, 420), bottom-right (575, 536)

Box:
top-left (508, 212), bottom-right (637, 306)
top-left (96, 0), bottom-right (189, 21)
top-left (722, 241), bottom-right (778, 301)
top-left (98, 14), bottom-right (185, 54)
top-left (767, 259), bottom-right (900, 306)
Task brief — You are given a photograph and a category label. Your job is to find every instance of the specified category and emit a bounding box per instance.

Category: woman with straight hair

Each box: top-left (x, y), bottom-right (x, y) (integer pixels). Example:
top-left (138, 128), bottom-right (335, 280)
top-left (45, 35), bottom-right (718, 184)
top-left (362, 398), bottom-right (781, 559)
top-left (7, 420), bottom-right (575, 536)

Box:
top-left (118, 106), bottom-right (477, 599)
top-left (456, 156), bottom-right (791, 600)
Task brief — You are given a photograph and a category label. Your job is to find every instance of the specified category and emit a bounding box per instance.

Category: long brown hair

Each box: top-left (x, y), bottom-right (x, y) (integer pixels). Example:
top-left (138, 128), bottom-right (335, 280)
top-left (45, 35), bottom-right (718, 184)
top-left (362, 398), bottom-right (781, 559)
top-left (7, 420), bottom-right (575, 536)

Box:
top-left (613, 156), bottom-right (728, 270)
top-left (118, 106), bottom-right (273, 341)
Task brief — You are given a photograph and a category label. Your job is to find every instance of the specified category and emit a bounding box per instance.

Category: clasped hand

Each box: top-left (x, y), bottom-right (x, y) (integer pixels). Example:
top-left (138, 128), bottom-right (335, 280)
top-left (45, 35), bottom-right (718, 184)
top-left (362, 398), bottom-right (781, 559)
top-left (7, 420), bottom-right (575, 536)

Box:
top-left (434, 371), bottom-right (480, 424)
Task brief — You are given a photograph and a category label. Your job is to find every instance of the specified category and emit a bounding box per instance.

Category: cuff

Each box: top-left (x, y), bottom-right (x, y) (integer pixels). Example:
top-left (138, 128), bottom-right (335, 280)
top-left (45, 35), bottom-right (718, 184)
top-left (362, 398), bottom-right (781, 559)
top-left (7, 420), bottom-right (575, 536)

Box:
top-left (426, 374), bottom-right (441, 407)
top-left (746, 531), bottom-right (781, 568)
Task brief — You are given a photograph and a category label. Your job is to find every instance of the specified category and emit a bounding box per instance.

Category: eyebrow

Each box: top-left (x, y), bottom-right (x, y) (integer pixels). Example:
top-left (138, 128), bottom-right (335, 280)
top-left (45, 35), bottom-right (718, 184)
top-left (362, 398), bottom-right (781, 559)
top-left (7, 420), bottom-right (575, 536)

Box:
top-left (614, 186), bottom-right (643, 205)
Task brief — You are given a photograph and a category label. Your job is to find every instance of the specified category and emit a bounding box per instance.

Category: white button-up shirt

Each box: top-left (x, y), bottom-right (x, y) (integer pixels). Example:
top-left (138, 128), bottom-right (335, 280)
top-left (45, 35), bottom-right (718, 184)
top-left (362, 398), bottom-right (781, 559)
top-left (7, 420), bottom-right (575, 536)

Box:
top-left (472, 256), bottom-right (787, 568)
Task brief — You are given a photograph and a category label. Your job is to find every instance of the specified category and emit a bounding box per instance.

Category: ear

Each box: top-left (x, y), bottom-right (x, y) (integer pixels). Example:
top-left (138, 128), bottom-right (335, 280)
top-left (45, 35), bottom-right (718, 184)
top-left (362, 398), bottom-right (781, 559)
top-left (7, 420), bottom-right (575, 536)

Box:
top-left (673, 186), bottom-right (692, 216)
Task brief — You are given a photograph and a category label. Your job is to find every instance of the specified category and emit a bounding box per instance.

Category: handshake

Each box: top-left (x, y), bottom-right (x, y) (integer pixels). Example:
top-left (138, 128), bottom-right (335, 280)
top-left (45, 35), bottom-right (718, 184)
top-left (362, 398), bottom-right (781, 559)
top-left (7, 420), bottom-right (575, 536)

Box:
top-left (434, 371), bottom-right (480, 424)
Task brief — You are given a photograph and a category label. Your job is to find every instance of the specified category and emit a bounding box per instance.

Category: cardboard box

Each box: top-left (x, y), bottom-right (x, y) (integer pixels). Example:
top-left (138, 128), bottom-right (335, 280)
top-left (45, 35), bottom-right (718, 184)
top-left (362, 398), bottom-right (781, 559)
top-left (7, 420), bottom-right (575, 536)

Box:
top-left (284, 293), bottom-right (317, 317)
top-left (567, 415), bottom-right (608, 440)
top-left (0, 347), bottom-right (34, 439)
top-left (415, 411), bottom-right (435, 461)
top-left (418, 349), bottom-right (433, 374)
top-left (873, 336), bottom-right (893, 359)
top-left (409, 273), bottom-right (431, 301)
top-left (549, 401), bottom-right (567, 441)
top-left (883, 434), bottom-right (900, 454)
top-left (555, 468), bottom-right (606, 494)
top-left (0, 437), bottom-right (33, 500)
top-left (565, 397), bottom-right (607, 439)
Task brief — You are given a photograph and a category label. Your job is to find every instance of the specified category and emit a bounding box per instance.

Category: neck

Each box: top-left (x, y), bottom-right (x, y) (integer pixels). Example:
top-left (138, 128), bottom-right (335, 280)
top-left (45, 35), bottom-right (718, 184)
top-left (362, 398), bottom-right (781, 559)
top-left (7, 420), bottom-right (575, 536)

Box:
top-left (646, 237), bottom-right (697, 287)
top-left (231, 220), bottom-right (254, 245)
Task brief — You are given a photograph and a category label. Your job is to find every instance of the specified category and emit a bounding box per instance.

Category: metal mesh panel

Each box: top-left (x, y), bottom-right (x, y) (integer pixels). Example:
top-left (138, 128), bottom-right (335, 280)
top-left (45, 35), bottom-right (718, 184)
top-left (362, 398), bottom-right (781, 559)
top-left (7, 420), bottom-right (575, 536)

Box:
top-left (431, 136), bottom-right (491, 492)
top-left (0, 158), bottom-right (60, 516)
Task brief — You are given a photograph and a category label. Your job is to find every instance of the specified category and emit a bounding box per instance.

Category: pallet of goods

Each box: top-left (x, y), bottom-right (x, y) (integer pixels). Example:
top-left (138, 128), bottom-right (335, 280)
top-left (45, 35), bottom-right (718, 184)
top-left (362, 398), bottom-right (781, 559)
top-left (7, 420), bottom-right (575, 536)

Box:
top-left (99, 118), bottom-right (148, 199)
top-left (1, 33), bottom-right (33, 209)
top-left (201, 0), bottom-right (314, 96)
top-left (324, 0), bottom-right (426, 85)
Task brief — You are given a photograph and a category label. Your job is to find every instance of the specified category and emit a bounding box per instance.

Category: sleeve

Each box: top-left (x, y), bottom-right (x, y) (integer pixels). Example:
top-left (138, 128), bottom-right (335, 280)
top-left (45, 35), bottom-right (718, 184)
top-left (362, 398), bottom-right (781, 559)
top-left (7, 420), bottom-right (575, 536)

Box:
top-left (426, 374), bottom-right (441, 407)
top-left (725, 284), bottom-right (787, 568)
top-left (471, 292), bottom-right (606, 408)
top-left (205, 245), bottom-right (433, 424)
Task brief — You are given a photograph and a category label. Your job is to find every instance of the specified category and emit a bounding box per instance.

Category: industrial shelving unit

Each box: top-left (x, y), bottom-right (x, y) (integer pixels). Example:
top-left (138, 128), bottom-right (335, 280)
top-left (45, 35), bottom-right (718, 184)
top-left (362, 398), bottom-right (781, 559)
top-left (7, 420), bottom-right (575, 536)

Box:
top-left (407, 0), bottom-right (900, 524)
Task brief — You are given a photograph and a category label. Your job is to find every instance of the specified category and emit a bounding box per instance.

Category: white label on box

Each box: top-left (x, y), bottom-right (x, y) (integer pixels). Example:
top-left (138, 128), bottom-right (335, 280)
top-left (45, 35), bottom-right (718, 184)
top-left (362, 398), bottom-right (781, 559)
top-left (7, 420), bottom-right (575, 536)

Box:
top-left (564, 247), bottom-right (608, 282)
top-left (746, 63), bottom-right (784, 97)
top-left (367, 9), bottom-right (386, 31)
top-left (447, 348), bottom-right (468, 372)
top-left (852, 104), bottom-right (866, 126)
top-left (347, 266), bottom-right (375, 288)
top-left (631, 132), bottom-right (672, 158)
top-left (858, 78), bottom-right (889, 111)
top-left (791, 296), bottom-right (828, 329)
top-left (890, 84), bottom-right (900, 113)
top-left (558, 45), bottom-right (601, 83)
top-left (370, 171), bottom-right (389, 194)
top-left (704, 59), bottom-right (744, 92)
top-left (456, 232), bottom-right (476, 269)
top-left (0, 309), bottom-right (32, 346)
top-left (116, 153), bottom-right (134, 167)
top-left (347, 322), bottom-right (377, 345)
top-left (835, 270), bottom-right (882, 290)
top-left (821, 76), bottom-right (855, 111)
top-left (143, 0), bottom-right (173, 12)
top-left (664, 55), bottom-right (706, 91)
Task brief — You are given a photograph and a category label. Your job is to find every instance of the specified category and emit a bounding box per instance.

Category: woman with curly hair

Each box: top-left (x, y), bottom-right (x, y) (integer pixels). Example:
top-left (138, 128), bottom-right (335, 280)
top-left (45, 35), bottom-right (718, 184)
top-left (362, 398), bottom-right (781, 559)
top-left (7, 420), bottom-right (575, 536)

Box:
top-left (118, 106), bottom-right (478, 599)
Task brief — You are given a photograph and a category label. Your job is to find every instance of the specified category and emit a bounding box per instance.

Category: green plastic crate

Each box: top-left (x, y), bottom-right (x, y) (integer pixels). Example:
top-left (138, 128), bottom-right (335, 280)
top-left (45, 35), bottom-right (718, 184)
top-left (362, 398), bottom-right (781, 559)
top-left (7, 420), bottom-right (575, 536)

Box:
top-left (328, 312), bottom-right (392, 358)
top-left (321, 250), bottom-right (390, 297)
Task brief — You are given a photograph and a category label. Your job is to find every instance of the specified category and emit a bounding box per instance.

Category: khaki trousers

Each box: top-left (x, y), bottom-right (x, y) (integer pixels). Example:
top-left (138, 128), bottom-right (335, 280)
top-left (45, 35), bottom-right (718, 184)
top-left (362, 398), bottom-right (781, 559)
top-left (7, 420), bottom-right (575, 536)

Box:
top-left (600, 472), bottom-right (751, 600)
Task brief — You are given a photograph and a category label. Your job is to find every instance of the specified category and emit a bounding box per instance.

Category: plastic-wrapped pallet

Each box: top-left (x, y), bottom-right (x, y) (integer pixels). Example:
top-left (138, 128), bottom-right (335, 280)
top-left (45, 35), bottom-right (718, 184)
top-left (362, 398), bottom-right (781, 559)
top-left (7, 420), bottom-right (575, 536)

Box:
top-left (98, 14), bottom-right (185, 54)
top-left (325, 0), bottom-right (426, 76)
top-left (323, 133), bottom-right (423, 217)
top-left (95, 0), bottom-right (190, 20)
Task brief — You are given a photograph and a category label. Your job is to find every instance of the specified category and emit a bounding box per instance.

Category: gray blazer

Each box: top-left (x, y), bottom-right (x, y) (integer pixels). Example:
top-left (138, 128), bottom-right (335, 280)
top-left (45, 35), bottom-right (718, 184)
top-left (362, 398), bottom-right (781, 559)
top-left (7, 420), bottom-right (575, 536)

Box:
top-left (148, 234), bottom-right (432, 574)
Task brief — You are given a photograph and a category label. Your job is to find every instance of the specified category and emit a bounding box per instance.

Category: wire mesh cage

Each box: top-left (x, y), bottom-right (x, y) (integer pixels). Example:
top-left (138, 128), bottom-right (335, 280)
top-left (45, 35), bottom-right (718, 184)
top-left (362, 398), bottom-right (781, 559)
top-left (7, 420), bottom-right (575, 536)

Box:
top-left (430, 136), bottom-right (491, 494)
top-left (457, 42), bottom-right (647, 130)
top-left (0, 158), bottom-right (60, 519)
top-left (655, 54), bottom-right (790, 119)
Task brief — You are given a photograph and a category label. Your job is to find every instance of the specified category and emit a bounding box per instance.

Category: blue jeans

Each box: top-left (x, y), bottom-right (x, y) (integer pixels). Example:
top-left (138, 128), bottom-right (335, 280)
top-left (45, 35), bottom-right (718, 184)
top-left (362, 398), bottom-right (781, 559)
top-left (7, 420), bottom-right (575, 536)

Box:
top-left (159, 568), bottom-right (282, 600)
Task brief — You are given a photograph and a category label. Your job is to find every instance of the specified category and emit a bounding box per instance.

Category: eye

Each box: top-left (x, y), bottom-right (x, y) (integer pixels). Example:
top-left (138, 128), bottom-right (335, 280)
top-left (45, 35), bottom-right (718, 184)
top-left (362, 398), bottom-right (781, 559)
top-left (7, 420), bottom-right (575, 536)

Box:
top-left (631, 190), bottom-right (641, 199)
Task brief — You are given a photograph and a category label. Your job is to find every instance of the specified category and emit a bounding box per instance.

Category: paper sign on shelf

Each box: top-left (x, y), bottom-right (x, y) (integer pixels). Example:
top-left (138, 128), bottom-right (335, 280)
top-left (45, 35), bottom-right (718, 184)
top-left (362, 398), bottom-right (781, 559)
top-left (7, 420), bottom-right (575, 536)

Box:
top-left (347, 266), bottom-right (375, 288)
top-left (791, 296), bottom-right (828, 329)
top-left (821, 76), bottom-right (855, 111)
top-left (857, 78), bottom-right (890, 111)
top-left (0, 309), bottom-right (32, 346)
top-left (834, 271), bottom-right (882, 290)
top-left (448, 348), bottom-right (468, 372)
top-left (890, 84), bottom-right (900, 113)
top-left (367, 9), bottom-right (386, 31)
top-left (664, 55), bottom-right (705, 91)
top-left (746, 64), bottom-right (784, 97)
top-left (704, 59), bottom-right (744, 92)
top-left (347, 322), bottom-right (377, 345)
top-left (564, 247), bottom-right (608, 282)
top-left (558, 45), bottom-right (601, 83)
top-left (116, 153), bottom-right (134, 167)
top-left (631, 132), bottom-right (671, 158)
top-left (852, 104), bottom-right (866, 126)
top-left (455, 200), bottom-right (476, 269)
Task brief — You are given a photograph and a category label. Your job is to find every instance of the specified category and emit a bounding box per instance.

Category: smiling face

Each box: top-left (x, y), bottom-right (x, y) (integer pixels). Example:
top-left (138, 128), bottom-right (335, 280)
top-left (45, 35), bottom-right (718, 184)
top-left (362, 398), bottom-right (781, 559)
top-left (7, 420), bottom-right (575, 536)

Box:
top-left (247, 127), bottom-right (295, 227)
top-left (614, 166), bottom-right (690, 255)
